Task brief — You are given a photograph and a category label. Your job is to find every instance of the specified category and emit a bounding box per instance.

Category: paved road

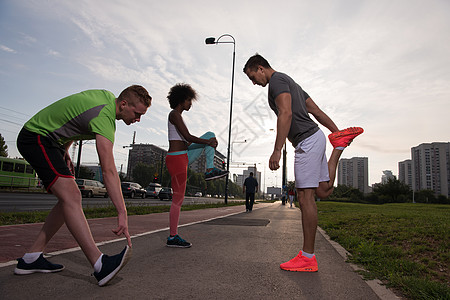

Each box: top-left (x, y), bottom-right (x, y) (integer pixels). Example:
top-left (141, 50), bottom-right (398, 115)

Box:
top-left (0, 202), bottom-right (398, 299)
top-left (0, 192), bottom-right (235, 212)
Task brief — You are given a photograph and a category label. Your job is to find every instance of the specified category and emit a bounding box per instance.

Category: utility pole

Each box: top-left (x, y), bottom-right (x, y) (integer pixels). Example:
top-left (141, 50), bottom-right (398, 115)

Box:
top-left (282, 142), bottom-right (287, 205)
top-left (75, 140), bottom-right (82, 179)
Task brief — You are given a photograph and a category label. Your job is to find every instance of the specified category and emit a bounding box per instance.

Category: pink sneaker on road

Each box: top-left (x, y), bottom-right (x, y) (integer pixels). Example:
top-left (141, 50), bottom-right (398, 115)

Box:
top-left (328, 127), bottom-right (364, 148)
top-left (280, 251), bottom-right (318, 272)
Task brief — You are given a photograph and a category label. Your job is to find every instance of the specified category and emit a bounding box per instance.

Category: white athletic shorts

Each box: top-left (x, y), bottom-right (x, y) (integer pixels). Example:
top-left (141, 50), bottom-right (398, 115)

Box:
top-left (294, 129), bottom-right (330, 188)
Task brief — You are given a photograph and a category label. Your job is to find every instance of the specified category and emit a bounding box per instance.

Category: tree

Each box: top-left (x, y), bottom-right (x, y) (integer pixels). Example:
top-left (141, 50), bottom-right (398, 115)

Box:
top-left (228, 180), bottom-right (243, 197)
top-left (414, 189), bottom-right (436, 203)
top-left (330, 184), bottom-right (363, 201)
top-left (78, 166), bottom-right (94, 179)
top-left (161, 168), bottom-right (171, 187)
top-left (132, 163), bottom-right (155, 187)
top-left (287, 181), bottom-right (296, 192)
top-left (0, 134), bottom-right (8, 157)
top-left (372, 177), bottom-right (411, 203)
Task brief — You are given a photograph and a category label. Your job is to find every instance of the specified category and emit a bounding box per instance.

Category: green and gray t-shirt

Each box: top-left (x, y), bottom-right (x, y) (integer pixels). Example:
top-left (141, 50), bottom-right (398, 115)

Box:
top-left (24, 89), bottom-right (117, 145)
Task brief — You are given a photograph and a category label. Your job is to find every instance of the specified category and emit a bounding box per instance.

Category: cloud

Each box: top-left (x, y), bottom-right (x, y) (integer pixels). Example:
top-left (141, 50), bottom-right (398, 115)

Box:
top-left (18, 33), bottom-right (37, 46)
top-left (0, 45), bottom-right (16, 53)
top-left (47, 49), bottom-right (61, 57)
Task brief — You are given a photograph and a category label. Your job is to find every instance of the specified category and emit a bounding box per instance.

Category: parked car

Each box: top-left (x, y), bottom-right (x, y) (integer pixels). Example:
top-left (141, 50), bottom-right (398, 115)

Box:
top-left (76, 179), bottom-right (108, 198)
top-left (194, 191), bottom-right (202, 197)
top-left (145, 183), bottom-right (162, 198)
top-left (158, 187), bottom-right (173, 200)
top-left (121, 182), bottom-right (146, 198)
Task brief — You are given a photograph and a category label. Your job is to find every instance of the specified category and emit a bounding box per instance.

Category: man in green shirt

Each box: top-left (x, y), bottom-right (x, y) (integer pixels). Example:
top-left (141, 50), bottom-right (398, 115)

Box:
top-left (15, 85), bottom-right (151, 286)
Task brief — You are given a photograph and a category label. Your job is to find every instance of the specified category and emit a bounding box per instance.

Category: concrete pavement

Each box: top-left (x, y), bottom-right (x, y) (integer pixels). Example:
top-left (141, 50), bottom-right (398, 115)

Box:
top-left (0, 202), bottom-right (398, 299)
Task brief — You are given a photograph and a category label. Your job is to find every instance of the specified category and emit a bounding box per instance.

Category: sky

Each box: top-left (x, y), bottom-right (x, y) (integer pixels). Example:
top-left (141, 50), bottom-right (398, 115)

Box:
top-left (1, 0), bottom-right (449, 189)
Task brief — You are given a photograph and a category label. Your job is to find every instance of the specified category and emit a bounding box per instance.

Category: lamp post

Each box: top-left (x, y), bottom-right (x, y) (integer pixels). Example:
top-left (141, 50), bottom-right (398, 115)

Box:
top-left (205, 34), bottom-right (235, 205)
top-left (75, 140), bottom-right (83, 179)
top-left (282, 142), bottom-right (287, 205)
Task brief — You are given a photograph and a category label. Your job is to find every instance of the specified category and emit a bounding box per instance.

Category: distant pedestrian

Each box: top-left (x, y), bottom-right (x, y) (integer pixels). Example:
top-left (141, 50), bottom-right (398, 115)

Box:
top-left (243, 172), bottom-right (258, 212)
top-left (288, 189), bottom-right (295, 208)
top-left (244, 54), bottom-right (363, 272)
top-left (15, 85), bottom-right (152, 286)
top-left (166, 83), bottom-right (228, 248)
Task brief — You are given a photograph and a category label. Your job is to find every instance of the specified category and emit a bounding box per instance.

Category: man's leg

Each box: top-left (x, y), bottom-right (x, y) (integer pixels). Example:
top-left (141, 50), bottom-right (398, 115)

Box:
top-left (50, 177), bottom-right (102, 266)
top-left (50, 178), bottom-right (131, 286)
top-left (316, 126), bottom-right (364, 199)
top-left (279, 187), bottom-right (319, 272)
top-left (297, 188), bottom-right (317, 254)
top-left (316, 148), bottom-right (343, 199)
top-left (27, 200), bottom-right (65, 253)
top-left (249, 193), bottom-right (255, 211)
top-left (245, 193), bottom-right (250, 211)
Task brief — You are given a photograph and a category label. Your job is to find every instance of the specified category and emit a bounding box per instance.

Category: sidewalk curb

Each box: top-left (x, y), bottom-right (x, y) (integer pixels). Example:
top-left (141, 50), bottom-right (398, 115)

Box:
top-left (317, 226), bottom-right (401, 300)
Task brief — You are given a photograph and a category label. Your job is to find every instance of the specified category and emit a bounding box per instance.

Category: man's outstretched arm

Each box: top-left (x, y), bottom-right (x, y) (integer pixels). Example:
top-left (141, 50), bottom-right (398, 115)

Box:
top-left (306, 97), bottom-right (339, 133)
top-left (96, 134), bottom-right (132, 247)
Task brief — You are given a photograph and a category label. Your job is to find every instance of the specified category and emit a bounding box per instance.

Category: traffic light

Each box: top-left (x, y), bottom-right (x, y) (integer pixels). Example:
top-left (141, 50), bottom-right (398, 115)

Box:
top-left (222, 161), bottom-right (226, 170)
top-left (153, 173), bottom-right (159, 183)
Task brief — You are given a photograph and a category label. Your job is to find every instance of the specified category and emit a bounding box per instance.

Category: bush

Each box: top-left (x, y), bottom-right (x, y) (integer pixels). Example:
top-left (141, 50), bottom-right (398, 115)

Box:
top-left (436, 195), bottom-right (450, 204)
top-left (414, 190), bottom-right (436, 203)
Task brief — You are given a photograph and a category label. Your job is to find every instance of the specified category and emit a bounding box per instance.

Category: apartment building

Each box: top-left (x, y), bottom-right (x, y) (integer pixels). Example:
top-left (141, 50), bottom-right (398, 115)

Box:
top-left (398, 159), bottom-right (412, 189)
top-left (235, 166), bottom-right (261, 194)
top-left (126, 144), bottom-right (167, 180)
top-left (411, 142), bottom-right (450, 197)
top-left (337, 157), bottom-right (369, 194)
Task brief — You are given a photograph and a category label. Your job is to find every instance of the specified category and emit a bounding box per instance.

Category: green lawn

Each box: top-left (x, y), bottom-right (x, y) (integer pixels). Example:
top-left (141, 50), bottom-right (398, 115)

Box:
top-left (317, 202), bottom-right (450, 300)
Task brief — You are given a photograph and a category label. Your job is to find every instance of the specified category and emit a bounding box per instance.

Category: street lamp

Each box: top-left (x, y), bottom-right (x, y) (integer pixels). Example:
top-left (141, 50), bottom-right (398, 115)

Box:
top-left (205, 34), bottom-right (235, 205)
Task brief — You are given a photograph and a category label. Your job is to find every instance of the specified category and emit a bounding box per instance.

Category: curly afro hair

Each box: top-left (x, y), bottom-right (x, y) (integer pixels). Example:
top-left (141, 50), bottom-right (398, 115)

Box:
top-left (167, 83), bottom-right (198, 109)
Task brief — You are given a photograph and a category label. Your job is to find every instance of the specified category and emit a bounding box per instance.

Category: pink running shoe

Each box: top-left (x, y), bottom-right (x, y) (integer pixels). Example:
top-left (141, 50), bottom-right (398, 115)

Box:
top-left (328, 127), bottom-right (364, 148)
top-left (280, 251), bottom-right (318, 272)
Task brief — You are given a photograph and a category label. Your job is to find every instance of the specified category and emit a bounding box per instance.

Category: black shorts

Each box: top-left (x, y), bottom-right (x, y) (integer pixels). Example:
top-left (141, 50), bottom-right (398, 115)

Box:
top-left (17, 128), bottom-right (74, 191)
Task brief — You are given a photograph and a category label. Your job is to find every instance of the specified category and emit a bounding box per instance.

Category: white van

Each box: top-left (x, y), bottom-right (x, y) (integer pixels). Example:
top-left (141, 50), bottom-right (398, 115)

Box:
top-left (76, 179), bottom-right (108, 198)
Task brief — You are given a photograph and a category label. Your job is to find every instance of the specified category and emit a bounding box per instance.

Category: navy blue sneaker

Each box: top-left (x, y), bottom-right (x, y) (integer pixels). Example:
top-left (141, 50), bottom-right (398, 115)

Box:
top-left (94, 246), bottom-right (132, 286)
top-left (205, 168), bottom-right (228, 181)
top-left (14, 254), bottom-right (64, 275)
top-left (166, 235), bottom-right (192, 248)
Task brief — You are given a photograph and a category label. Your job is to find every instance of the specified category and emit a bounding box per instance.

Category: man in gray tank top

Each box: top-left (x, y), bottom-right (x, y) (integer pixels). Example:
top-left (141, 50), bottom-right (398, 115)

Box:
top-left (244, 54), bottom-right (363, 273)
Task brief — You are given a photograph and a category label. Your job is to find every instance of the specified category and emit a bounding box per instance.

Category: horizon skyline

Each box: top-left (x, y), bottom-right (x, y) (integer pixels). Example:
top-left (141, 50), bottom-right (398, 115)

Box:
top-left (74, 140), bottom-right (448, 191)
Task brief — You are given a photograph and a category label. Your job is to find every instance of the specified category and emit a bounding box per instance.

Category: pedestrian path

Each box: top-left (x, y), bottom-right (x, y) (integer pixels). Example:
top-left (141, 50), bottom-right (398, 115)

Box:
top-left (0, 202), bottom-right (398, 299)
top-left (0, 202), bottom-right (270, 264)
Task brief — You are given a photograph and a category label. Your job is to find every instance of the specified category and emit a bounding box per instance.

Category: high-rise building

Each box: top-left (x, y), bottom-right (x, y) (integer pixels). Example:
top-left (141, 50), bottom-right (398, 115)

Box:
top-left (411, 142), bottom-right (450, 197)
top-left (235, 166), bottom-right (261, 194)
top-left (381, 170), bottom-right (395, 184)
top-left (126, 144), bottom-right (167, 180)
top-left (337, 157), bottom-right (369, 194)
top-left (398, 159), bottom-right (412, 189)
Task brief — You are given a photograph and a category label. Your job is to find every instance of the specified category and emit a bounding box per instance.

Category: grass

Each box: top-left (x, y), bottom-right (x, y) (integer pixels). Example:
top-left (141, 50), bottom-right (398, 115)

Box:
top-left (0, 201), bottom-right (245, 226)
top-left (317, 202), bottom-right (450, 300)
